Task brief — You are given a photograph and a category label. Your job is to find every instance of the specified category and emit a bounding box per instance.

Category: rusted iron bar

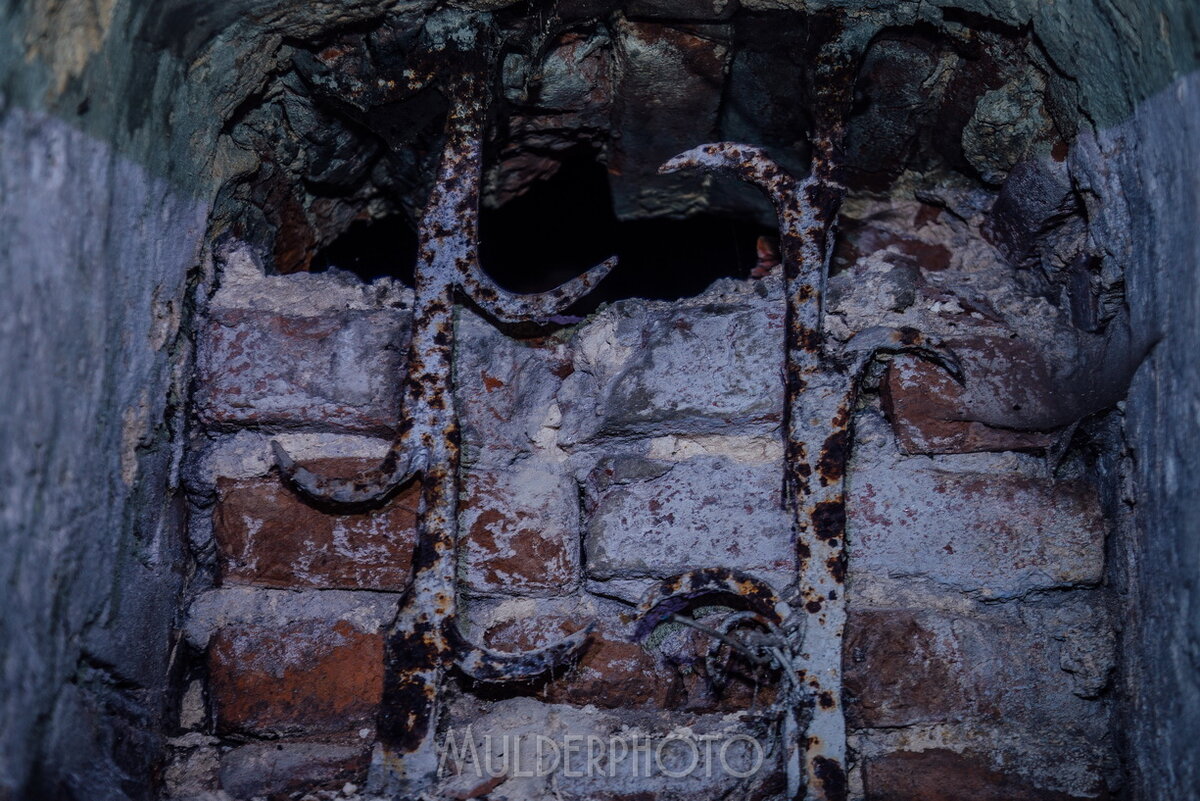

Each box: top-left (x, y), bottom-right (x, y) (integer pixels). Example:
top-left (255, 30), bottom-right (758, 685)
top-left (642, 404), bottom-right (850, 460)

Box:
top-left (272, 70), bottom-right (616, 796)
top-left (657, 143), bottom-right (960, 801)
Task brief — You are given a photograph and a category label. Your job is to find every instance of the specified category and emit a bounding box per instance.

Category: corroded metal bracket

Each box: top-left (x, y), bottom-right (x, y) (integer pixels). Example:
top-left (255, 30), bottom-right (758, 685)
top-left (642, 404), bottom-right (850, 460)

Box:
top-left (645, 143), bottom-right (962, 801)
top-left (272, 71), bottom-right (616, 795)
top-left (634, 569), bottom-right (809, 796)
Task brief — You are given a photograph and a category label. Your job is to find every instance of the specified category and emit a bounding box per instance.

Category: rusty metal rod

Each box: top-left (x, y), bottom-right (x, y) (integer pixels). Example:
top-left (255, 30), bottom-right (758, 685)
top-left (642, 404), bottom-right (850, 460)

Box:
top-left (659, 143), bottom-right (960, 801)
top-left (272, 71), bottom-right (616, 796)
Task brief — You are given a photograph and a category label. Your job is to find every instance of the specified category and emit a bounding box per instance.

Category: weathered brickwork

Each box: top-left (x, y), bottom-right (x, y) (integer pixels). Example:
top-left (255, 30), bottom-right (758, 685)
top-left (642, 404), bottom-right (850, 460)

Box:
top-left (174, 230), bottom-right (1115, 800)
top-left (7, 0), bottom-right (1192, 797)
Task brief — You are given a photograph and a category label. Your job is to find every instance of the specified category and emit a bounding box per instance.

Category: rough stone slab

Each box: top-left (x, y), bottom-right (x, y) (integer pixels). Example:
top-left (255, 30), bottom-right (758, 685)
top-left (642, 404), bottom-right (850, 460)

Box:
top-left (848, 465), bottom-right (1106, 598)
top-left (564, 299), bottom-right (785, 441)
top-left (162, 734), bottom-right (221, 799)
top-left (211, 241), bottom-right (413, 314)
top-left (985, 157), bottom-right (1076, 265)
top-left (1084, 73), bottom-right (1200, 801)
top-left (214, 457), bottom-right (418, 591)
top-left (609, 18), bottom-right (729, 219)
top-left (219, 741), bottom-right (369, 799)
top-left (496, 35), bottom-right (613, 194)
top-left (455, 308), bottom-right (570, 464)
top-left (208, 618), bottom-right (383, 738)
top-left (183, 587), bottom-right (398, 651)
top-left (195, 307), bottom-right (409, 434)
top-left (625, 0), bottom-right (739, 21)
top-left (844, 598), bottom-right (1112, 730)
top-left (459, 462), bottom-right (582, 596)
top-left (584, 454), bottom-right (795, 584)
top-left (0, 108), bottom-right (208, 797)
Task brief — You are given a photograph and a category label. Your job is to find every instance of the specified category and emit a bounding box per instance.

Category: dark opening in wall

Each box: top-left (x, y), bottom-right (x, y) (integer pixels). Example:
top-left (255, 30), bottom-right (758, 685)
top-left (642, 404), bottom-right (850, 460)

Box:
top-left (306, 148), bottom-right (773, 309)
top-left (480, 147), bottom-right (773, 316)
top-left (310, 215), bottom-right (419, 285)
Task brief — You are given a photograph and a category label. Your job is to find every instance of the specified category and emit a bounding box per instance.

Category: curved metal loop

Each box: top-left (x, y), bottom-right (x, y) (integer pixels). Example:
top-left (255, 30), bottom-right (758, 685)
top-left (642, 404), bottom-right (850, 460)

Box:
top-left (448, 621), bottom-right (594, 683)
top-left (658, 142), bottom-right (826, 324)
top-left (271, 436), bottom-right (426, 512)
top-left (659, 143), bottom-right (798, 200)
top-left (704, 610), bottom-right (783, 692)
top-left (458, 255), bottom-right (619, 325)
top-left (632, 568), bottom-right (791, 642)
top-left (842, 325), bottom-right (965, 384)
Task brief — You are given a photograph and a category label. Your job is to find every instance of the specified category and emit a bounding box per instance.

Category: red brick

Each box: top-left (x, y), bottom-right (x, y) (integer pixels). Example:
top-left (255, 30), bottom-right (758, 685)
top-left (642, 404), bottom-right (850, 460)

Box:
top-left (195, 308), bottom-right (407, 434)
top-left (459, 465), bottom-right (581, 596)
top-left (834, 215), bottom-right (953, 273)
top-left (863, 749), bottom-right (1097, 801)
top-left (844, 610), bottom-right (963, 728)
top-left (844, 608), bottom-right (1092, 730)
top-left (209, 619), bottom-right (383, 737)
top-left (882, 350), bottom-right (1056, 455)
top-left (214, 458), bottom-right (418, 591)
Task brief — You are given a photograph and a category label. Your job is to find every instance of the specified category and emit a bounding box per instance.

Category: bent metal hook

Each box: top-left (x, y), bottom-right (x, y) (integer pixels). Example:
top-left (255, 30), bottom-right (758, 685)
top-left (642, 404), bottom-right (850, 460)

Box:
top-left (271, 71), bottom-right (616, 794)
top-left (646, 142), bottom-right (962, 801)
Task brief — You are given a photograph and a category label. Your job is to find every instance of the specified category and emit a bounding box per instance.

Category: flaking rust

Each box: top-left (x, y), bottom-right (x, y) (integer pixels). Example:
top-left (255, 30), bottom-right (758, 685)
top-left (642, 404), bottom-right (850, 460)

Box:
top-left (271, 63), bottom-right (616, 796)
top-left (650, 143), bottom-right (961, 801)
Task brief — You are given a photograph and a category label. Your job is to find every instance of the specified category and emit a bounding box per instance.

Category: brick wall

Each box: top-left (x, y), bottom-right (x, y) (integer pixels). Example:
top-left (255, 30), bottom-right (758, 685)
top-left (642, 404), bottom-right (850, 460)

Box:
top-left (168, 211), bottom-right (1116, 799)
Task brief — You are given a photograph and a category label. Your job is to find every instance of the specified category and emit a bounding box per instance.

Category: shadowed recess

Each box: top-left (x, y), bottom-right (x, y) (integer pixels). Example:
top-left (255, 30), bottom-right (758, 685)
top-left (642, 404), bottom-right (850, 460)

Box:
top-left (308, 148), bottom-right (773, 312)
top-left (311, 215), bottom-right (420, 285)
top-left (480, 148), bottom-right (773, 314)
